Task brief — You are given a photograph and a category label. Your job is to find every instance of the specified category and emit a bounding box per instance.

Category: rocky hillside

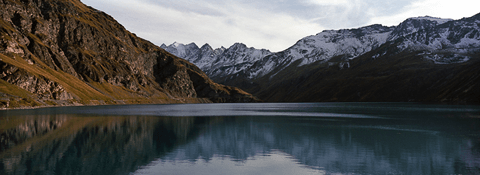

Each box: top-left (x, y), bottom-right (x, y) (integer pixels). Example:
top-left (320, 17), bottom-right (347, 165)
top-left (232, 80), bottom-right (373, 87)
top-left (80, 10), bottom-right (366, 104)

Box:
top-left (0, 0), bottom-right (259, 109)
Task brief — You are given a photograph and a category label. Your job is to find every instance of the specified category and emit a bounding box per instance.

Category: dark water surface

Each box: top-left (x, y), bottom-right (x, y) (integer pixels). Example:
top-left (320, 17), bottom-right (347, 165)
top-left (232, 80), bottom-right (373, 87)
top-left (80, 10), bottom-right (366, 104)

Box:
top-left (1, 103), bottom-right (479, 175)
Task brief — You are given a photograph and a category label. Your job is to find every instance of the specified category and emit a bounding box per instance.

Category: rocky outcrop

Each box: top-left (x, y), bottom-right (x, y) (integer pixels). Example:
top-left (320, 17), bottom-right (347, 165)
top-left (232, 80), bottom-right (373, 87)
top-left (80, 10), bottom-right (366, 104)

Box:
top-left (0, 0), bottom-right (259, 109)
top-left (1, 63), bottom-right (72, 100)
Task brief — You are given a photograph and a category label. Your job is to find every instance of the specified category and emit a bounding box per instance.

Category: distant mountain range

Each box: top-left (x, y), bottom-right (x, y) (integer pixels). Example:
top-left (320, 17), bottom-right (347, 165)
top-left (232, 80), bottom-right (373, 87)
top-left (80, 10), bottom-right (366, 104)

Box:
top-left (162, 14), bottom-right (480, 104)
top-left (161, 42), bottom-right (272, 79)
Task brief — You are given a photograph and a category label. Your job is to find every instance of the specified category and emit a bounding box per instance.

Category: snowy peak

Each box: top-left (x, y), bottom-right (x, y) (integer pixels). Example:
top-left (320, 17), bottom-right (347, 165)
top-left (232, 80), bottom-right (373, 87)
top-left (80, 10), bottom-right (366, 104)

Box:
top-left (224, 43), bottom-right (271, 55)
top-left (224, 43), bottom-right (271, 58)
top-left (162, 13), bottom-right (480, 81)
top-left (393, 13), bottom-right (480, 64)
top-left (244, 14), bottom-right (480, 79)
top-left (229, 42), bottom-right (248, 49)
top-left (471, 12), bottom-right (480, 21)
top-left (200, 43), bottom-right (213, 51)
top-left (161, 42), bottom-right (271, 78)
top-left (208, 43), bottom-right (272, 77)
top-left (320, 24), bottom-right (394, 37)
top-left (225, 44), bottom-right (270, 62)
top-left (161, 42), bottom-right (212, 69)
top-left (186, 42), bottom-right (199, 50)
top-left (389, 17), bottom-right (445, 41)
top-left (172, 41), bottom-right (182, 47)
top-left (288, 24), bottom-right (394, 65)
top-left (240, 24), bottom-right (396, 79)
top-left (161, 42), bottom-right (201, 62)
top-left (408, 16), bottom-right (453, 25)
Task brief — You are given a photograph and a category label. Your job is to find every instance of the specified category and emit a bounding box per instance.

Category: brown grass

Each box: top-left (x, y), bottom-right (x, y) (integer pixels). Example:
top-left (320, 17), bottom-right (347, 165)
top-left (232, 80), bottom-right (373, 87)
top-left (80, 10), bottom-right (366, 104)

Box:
top-left (0, 18), bottom-right (15, 32)
top-left (0, 79), bottom-right (35, 99)
top-left (0, 53), bottom-right (111, 101)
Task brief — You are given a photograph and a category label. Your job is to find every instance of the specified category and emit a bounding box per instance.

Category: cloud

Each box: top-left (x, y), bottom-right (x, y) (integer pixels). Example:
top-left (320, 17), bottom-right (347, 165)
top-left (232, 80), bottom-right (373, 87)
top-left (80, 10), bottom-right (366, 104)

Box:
top-left (83, 0), bottom-right (324, 51)
top-left (306, 0), bottom-right (349, 6)
top-left (370, 0), bottom-right (480, 26)
top-left (82, 0), bottom-right (480, 52)
top-left (302, 0), bottom-right (420, 29)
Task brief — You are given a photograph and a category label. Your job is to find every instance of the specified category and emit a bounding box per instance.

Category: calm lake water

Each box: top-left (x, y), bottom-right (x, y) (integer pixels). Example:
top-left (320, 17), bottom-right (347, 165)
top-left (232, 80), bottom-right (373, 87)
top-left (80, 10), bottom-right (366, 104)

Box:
top-left (1, 103), bottom-right (479, 175)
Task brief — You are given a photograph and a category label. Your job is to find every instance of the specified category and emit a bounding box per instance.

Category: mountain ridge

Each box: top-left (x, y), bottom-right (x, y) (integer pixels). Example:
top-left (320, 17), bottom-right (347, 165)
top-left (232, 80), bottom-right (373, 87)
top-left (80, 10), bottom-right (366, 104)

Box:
top-left (164, 13), bottom-right (480, 104)
top-left (161, 42), bottom-right (272, 79)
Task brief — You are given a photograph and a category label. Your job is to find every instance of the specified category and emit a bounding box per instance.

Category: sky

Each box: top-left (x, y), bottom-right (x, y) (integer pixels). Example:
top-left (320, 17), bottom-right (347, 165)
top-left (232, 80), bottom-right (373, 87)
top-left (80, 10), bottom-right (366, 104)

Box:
top-left (82, 0), bottom-right (480, 52)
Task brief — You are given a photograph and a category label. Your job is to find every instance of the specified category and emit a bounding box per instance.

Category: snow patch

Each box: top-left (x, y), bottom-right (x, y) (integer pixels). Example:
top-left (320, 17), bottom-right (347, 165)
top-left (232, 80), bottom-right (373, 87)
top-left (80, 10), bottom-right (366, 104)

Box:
top-left (456, 38), bottom-right (480, 48)
top-left (409, 16), bottom-right (453, 24)
top-left (293, 30), bottom-right (392, 67)
top-left (424, 54), bottom-right (470, 64)
top-left (372, 50), bottom-right (387, 59)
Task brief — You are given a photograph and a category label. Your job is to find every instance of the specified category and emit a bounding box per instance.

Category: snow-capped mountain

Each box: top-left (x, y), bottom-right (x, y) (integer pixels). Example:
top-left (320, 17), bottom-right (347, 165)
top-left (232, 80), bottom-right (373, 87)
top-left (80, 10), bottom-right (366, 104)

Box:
top-left (161, 42), bottom-right (272, 78)
top-left (161, 42), bottom-right (225, 71)
top-left (244, 15), bottom-right (479, 79)
top-left (160, 13), bottom-right (480, 104)
top-left (160, 42), bottom-right (201, 60)
top-left (388, 16), bottom-right (453, 41)
top-left (244, 24), bottom-right (395, 79)
top-left (163, 13), bottom-right (480, 81)
top-left (391, 14), bottom-right (480, 64)
top-left (243, 13), bottom-right (479, 103)
top-left (162, 24), bottom-right (395, 79)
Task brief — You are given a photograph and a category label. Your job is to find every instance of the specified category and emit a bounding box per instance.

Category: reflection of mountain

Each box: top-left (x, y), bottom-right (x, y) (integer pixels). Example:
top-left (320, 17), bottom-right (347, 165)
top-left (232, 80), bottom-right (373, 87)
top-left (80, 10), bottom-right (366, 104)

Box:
top-left (1, 114), bottom-right (479, 175)
top-left (0, 115), bottom-right (214, 175)
top-left (160, 117), bottom-right (480, 175)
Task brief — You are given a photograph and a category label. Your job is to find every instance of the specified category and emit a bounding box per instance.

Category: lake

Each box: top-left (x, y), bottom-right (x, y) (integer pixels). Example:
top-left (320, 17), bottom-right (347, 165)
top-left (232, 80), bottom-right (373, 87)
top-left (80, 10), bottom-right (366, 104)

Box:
top-left (1, 103), bottom-right (479, 175)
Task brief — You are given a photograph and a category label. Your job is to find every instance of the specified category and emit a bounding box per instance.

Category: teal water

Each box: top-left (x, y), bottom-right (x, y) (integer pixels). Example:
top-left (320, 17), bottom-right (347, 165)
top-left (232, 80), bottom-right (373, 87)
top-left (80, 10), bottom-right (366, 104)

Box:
top-left (1, 103), bottom-right (479, 175)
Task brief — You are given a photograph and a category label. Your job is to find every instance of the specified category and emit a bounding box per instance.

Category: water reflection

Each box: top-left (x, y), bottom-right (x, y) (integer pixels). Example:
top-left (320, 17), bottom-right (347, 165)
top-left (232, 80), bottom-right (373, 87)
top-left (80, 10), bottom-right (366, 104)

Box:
top-left (146, 116), bottom-right (480, 175)
top-left (0, 103), bottom-right (479, 175)
top-left (0, 115), bottom-right (216, 175)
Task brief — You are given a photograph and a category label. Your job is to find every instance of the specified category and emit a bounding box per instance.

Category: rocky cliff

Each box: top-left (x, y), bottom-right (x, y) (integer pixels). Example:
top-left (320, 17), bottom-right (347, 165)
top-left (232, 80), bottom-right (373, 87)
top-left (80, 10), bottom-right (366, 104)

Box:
top-left (0, 0), bottom-right (258, 109)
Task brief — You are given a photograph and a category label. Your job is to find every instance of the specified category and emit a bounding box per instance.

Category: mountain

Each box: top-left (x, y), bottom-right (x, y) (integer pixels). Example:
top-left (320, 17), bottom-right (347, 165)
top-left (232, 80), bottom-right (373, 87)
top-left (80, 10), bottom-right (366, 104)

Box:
top-left (165, 14), bottom-right (480, 104)
top-left (0, 0), bottom-right (259, 109)
top-left (241, 24), bottom-right (395, 79)
top-left (392, 15), bottom-right (479, 63)
top-left (161, 42), bottom-right (272, 80)
top-left (252, 14), bottom-right (480, 103)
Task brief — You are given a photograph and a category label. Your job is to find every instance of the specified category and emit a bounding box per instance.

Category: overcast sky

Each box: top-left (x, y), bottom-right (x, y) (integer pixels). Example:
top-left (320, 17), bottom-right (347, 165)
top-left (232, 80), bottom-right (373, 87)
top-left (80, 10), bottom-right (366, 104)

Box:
top-left (82, 0), bottom-right (479, 52)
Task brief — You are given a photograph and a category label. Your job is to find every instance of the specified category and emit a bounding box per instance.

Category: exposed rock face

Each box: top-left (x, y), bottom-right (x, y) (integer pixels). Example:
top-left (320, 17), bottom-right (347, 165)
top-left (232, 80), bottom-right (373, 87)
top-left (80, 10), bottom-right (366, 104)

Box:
top-left (0, 0), bottom-right (258, 108)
